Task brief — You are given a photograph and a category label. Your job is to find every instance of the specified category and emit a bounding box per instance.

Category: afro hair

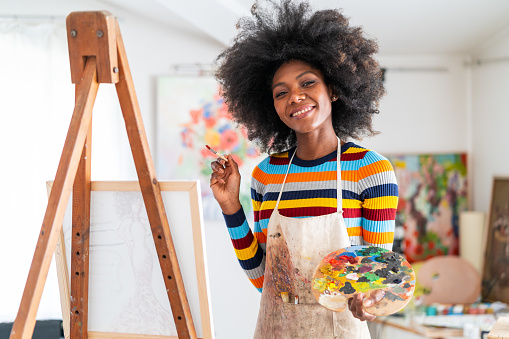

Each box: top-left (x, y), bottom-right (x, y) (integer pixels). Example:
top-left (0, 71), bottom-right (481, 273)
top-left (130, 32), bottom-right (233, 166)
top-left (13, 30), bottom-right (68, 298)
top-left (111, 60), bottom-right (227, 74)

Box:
top-left (215, 0), bottom-right (385, 154)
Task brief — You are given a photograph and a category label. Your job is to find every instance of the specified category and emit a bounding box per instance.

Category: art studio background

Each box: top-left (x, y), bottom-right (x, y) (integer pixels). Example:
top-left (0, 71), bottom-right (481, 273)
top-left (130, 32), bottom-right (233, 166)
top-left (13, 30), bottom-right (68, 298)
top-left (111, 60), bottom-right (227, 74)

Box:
top-left (1, 0), bottom-right (509, 338)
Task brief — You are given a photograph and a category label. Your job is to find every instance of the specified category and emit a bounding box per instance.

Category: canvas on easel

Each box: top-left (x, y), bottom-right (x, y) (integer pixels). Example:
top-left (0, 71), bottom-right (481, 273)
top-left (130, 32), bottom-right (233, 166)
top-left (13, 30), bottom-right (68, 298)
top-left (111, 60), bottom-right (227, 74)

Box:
top-left (48, 181), bottom-right (214, 339)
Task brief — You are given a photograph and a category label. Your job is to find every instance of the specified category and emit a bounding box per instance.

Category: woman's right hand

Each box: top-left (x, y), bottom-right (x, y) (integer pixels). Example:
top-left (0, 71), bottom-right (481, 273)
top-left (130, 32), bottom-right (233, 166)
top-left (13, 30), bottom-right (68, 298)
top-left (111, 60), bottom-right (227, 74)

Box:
top-left (209, 154), bottom-right (242, 215)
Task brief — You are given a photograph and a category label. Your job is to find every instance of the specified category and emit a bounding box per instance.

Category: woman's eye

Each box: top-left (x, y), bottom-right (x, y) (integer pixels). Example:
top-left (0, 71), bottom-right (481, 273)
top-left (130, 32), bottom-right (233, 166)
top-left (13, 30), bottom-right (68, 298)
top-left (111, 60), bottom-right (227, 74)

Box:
top-left (302, 80), bottom-right (315, 86)
top-left (275, 91), bottom-right (286, 98)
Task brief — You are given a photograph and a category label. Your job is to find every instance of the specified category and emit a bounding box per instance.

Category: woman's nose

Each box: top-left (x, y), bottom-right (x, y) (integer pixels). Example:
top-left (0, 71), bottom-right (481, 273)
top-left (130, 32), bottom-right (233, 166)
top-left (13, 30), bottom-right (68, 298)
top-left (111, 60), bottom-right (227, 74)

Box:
top-left (288, 90), bottom-right (306, 104)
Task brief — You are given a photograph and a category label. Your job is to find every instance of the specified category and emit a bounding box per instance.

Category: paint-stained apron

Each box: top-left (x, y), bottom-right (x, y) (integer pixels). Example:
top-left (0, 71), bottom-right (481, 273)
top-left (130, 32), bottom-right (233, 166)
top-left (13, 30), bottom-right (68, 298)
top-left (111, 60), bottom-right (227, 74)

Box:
top-left (254, 139), bottom-right (370, 339)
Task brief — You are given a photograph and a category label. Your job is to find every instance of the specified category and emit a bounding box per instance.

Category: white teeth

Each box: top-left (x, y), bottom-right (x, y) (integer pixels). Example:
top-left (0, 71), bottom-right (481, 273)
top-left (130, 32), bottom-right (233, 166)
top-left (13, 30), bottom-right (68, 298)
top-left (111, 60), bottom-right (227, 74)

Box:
top-left (291, 106), bottom-right (313, 117)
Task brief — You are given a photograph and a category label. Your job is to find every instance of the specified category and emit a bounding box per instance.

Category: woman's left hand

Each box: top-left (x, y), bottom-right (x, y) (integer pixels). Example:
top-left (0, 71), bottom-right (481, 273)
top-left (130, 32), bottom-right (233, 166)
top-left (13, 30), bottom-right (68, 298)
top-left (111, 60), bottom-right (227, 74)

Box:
top-left (347, 290), bottom-right (385, 321)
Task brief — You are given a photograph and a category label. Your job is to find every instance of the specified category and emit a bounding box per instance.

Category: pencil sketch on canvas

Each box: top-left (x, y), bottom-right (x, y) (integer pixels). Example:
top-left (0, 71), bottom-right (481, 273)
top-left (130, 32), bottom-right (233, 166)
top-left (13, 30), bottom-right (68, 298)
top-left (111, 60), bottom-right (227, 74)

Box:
top-left (54, 181), bottom-right (213, 339)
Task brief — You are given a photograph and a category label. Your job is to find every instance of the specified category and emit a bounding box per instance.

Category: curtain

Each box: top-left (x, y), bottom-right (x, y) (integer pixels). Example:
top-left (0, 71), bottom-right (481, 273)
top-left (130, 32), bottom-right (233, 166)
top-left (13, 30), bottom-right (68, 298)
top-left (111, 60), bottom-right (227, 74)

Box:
top-left (0, 19), bottom-right (125, 322)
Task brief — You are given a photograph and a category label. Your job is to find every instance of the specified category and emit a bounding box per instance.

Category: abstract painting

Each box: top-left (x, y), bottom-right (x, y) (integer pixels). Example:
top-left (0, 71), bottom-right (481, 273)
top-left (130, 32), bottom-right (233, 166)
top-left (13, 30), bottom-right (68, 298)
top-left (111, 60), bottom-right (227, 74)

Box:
top-left (386, 153), bottom-right (468, 262)
top-left (482, 177), bottom-right (509, 303)
top-left (156, 76), bottom-right (265, 221)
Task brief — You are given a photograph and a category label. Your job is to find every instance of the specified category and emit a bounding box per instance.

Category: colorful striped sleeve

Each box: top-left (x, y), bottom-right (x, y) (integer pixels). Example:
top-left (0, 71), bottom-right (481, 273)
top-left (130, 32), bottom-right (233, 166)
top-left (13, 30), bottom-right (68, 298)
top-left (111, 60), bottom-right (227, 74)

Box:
top-left (222, 159), bottom-right (271, 293)
top-left (358, 150), bottom-right (398, 250)
top-left (223, 208), bottom-right (265, 292)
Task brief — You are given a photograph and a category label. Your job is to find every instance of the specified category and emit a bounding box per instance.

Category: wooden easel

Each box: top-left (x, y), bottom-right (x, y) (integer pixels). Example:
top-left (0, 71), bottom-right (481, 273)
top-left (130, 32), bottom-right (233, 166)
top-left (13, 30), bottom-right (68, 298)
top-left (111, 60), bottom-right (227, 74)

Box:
top-left (10, 11), bottom-right (197, 339)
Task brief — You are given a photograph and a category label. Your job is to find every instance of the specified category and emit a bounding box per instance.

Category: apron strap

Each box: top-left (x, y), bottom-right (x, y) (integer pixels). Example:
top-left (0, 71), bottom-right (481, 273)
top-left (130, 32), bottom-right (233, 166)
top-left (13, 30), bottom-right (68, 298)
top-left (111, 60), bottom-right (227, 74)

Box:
top-left (274, 148), bottom-right (297, 210)
top-left (275, 137), bottom-right (343, 213)
top-left (336, 137), bottom-right (343, 214)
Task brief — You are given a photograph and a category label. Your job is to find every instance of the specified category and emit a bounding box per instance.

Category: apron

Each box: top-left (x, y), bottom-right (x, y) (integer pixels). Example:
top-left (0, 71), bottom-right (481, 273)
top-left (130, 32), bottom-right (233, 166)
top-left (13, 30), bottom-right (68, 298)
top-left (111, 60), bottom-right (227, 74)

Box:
top-left (254, 139), bottom-right (370, 339)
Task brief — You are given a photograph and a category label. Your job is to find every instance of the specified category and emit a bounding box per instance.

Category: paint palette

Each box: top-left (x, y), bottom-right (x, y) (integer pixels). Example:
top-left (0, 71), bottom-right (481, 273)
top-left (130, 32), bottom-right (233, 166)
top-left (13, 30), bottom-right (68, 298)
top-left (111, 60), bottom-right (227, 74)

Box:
top-left (311, 245), bottom-right (415, 316)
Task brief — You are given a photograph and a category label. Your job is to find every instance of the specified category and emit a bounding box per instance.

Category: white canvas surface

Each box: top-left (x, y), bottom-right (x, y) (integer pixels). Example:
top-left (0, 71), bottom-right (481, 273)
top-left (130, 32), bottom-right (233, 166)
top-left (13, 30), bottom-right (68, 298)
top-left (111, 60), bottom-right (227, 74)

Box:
top-left (62, 189), bottom-right (205, 337)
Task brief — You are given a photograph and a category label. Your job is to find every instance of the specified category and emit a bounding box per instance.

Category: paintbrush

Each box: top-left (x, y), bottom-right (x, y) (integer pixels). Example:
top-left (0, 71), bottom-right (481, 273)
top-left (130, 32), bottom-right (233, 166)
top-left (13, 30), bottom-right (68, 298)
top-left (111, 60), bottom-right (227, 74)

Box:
top-left (205, 145), bottom-right (228, 162)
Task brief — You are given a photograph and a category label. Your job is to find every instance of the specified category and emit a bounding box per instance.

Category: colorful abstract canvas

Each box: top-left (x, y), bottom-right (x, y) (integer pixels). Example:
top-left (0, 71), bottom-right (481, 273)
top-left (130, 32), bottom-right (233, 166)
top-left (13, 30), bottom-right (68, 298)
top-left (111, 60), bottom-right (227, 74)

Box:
top-left (156, 76), bottom-right (265, 220)
top-left (386, 153), bottom-right (468, 262)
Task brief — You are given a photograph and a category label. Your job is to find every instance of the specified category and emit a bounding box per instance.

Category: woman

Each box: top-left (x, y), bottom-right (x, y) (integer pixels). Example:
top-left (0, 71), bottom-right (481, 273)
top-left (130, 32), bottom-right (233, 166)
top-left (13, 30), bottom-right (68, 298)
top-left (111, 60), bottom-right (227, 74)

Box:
top-left (210, 1), bottom-right (398, 337)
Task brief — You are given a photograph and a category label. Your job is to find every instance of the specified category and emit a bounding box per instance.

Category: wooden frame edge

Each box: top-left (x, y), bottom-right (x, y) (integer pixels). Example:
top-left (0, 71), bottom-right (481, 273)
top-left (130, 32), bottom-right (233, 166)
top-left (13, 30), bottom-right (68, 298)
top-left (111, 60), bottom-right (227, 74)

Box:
top-left (188, 181), bottom-right (214, 339)
top-left (90, 181), bottom-right (197, 192)
top-left (47, 181), bottom-right (71, 339)
top-left (88, 332), bottom-right (203, 339)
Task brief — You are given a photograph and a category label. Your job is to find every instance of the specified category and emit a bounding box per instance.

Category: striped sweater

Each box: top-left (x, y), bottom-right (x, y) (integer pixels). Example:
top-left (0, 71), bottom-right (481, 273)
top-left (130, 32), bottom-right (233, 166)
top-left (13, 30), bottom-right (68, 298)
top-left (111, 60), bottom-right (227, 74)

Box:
top-left (223, 142), bottom-right (398, 292)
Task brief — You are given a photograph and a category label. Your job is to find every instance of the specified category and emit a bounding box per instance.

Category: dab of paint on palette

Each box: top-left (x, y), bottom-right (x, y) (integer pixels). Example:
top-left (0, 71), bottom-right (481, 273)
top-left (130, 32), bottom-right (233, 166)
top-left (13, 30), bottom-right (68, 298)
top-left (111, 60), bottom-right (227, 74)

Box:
top-left (311, 245), bottom-right (415, 316)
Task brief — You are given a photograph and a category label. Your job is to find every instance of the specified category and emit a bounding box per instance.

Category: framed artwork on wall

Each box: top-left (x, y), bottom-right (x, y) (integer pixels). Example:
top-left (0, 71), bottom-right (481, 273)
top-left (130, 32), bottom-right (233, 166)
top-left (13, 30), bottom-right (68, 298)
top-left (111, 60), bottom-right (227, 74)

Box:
top-left (482, 177), bottom-right (509, 303)
top-left (155, 76), bottom-right (265, 221)
top-left (386, 153), bottom-right (468, 262)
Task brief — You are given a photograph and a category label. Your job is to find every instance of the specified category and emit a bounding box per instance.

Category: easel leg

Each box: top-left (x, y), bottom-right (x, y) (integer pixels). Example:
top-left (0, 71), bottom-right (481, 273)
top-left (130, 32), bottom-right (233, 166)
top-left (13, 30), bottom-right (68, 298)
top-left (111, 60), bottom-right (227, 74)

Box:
top-left (10, 57), bottom-right (99, 339)
top-left (70, 80), bottom-right (92, 338)
top-left (114, 22), bottom-right (197, 339)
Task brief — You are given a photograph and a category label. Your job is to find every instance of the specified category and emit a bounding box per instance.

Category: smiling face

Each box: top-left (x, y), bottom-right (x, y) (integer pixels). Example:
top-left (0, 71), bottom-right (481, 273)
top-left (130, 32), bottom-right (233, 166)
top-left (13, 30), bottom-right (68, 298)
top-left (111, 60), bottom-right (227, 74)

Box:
top-left (271, 60), bottom-right (335, 136)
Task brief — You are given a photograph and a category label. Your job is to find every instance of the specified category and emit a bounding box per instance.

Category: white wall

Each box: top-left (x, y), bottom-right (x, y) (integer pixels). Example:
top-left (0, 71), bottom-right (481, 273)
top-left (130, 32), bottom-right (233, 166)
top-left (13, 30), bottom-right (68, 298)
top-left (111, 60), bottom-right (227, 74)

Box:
top-left (362, 54), bottom-right (469, 155)
top-left (470, 27), bottom-right (509, 213)
top-left (1, 0), bottom-right (224, 180)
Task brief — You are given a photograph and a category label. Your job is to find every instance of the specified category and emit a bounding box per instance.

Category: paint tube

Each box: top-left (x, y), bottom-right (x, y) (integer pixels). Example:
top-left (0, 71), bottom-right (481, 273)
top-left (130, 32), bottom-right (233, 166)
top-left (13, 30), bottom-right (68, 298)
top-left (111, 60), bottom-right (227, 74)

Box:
top-left (426, 304), bottom-right (437, 316)
top-left (478, 304), bottom-right (488, 314)
top-left (294, 295), bottom-right (299, 304)
top-left (436, 304), bottom-right (446, 315)
top-left (281, 292), bottom-right (289, 303)
top-left (452, 304), bottom-right (464, 315)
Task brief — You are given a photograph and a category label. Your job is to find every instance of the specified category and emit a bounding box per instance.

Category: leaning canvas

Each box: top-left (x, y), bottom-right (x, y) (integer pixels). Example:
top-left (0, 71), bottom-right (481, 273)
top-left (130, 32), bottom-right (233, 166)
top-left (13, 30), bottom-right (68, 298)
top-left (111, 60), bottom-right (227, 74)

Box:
top-left (482, 177), bottom-right (509, 304)
top-left (49, 181), bottom-right (214, 339)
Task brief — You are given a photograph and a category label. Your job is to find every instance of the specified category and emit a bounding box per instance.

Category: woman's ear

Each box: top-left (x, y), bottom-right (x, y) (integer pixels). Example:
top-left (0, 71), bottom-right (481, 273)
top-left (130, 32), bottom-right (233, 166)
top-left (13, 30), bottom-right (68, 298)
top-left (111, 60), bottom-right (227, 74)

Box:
top-left (328, 86), bottom-right (337, 102)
